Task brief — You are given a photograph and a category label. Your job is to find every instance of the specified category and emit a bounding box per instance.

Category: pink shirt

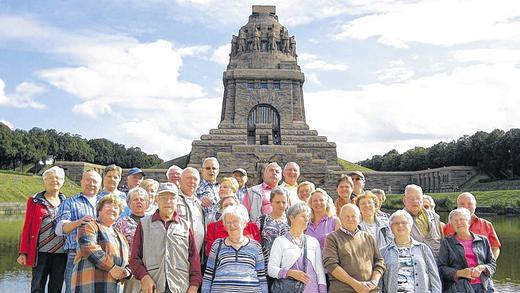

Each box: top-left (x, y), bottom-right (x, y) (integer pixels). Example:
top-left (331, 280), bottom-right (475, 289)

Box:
top-left (457, 237), bottom-right (481, 285)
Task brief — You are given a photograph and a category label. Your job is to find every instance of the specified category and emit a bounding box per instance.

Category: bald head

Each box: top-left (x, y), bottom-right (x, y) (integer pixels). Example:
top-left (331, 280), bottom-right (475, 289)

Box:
top-left (180, 167), bottom-right (200, 197)
top-left (403, 184), bottom-right (424, 215)
top-left (339, 204), bottom-right (361, 231)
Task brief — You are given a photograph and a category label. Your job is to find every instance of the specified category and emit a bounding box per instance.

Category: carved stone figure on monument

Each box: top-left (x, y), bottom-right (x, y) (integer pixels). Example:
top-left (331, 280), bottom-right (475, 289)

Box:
top-left (231, 35), bottom-right (238, 56)
top-left (238, 28), bottom-right (247, 52)
top-left (280, 27), bottom-right (289, 53)
top-left (289, 36), bottom-right (296, 57)
top-left (253, 27), bottom-right (261, 51)
top-left (268, 25), bottom-right (277, 51)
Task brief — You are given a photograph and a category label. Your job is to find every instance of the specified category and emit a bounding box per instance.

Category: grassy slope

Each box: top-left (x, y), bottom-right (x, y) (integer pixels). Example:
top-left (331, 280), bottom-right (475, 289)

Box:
top-left (338, 158), bottom-right (374, 173)
top-left (0, 172), bottom-right (81, 202)
top-left (385, 190), bottom-right (520, 209)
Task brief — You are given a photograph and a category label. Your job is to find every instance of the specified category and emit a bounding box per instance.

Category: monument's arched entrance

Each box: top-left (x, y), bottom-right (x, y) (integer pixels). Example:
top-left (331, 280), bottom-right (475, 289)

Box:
top-left (247, 104), bottom-right (281, 145)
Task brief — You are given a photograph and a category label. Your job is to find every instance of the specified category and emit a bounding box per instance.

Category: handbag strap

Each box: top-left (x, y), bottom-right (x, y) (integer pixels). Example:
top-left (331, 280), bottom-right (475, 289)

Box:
top-left (302, 235), bottom-right (307, 273)
top-left (212, 238), bottom-right (224, 282)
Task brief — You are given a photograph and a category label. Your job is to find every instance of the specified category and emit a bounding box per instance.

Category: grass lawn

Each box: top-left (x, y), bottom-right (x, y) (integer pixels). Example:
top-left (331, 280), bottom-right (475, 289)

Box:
top-left (385, 190), bottom-right (520, 210)
top-left (0, 172), bottom-right (81, 202)
top-left (338, 158), bottom-right (374, 173)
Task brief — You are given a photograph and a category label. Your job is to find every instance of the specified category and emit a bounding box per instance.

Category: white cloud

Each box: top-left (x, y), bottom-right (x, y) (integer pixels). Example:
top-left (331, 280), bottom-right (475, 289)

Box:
top-left (306, 72), bottom-right (323, 87)
top-left (375, 59), bottom-right (414, 82)
top-left (335, 0), bottom-right (520, 47)
top-left (305, 63), bottom-right (520, 161)
top-left (299, 53), bottom-right (348, 71)
top-left (0, 119), bottom-right (14, 130)
top-left (0, 79), bottom-right (46, 109)
top-left (178, 45), bottom-right (211, 57)
top-left (39, 40), bottom-right (205, 118)
top-left (453, 48), bottom-right (520, 65)
top-left (210, 44), bottom-right (231, 65)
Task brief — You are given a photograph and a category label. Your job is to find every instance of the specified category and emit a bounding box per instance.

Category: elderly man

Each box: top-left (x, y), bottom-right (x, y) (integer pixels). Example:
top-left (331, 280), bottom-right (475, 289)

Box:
top-left (196, 157), bottom-right (220, 224)
top-left (177, 167), bottom-right (206, 257)
top-left (127, 167), bottom-right (145, 190)
top-left (166, 165), bottom-right (183, 186)
top-left (347, 171), bottom-right (365, 201)
top-left (279, 162), bottom-right (300, 206)
top-left (323, 204), bottom-right (385, 293)
top-left (232, 168), bottom-right (249, 202)
top-left (55, 170), bottom-right (102, 293)
top-left (403, 184), bottom-right (443, 258)
top-left (443, 192), bottom-right (501, 259)
top-left (130, 183), bottom-right (201, 293)
top-left (243, 162), bottom-right (282, 222)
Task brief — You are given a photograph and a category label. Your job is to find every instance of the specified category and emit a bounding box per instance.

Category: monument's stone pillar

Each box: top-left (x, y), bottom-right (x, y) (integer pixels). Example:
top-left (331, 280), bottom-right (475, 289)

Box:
top-left (188, 5), bottom-right (341, 184)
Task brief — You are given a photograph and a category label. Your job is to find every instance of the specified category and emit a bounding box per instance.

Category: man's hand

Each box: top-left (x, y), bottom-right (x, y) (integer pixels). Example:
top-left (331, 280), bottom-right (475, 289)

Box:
top-left (140, 275), bottom-right (156, 293)
top-left (76, 215), bottom-right (94, 227)
top-left (16, 254), bottom-right (27, 266)
top-left (201, 196), bottom-right (213, 208)
top-left (186, 285), bottom-right (198, 293)
top-left (352, 280), bottom-right (370, 293)
top-left (287, 269), bottom-right (310, 284)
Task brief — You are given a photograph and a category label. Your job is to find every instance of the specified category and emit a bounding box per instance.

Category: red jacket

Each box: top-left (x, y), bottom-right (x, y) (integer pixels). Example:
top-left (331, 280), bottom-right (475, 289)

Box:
top-left (205, 220), bottom-right (261, 256)
top-left (19, 191), bottom-right (65, 267)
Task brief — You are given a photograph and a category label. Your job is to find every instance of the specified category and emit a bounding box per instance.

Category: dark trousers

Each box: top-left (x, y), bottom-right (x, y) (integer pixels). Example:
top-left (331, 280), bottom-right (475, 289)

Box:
top-left (31, 252), bottom-right (67, 293)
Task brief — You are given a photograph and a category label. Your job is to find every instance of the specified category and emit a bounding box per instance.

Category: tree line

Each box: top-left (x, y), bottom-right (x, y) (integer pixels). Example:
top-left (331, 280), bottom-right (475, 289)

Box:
top-left (0, 123), bottom-right (163, 172)
top-left (357, 128), bottom-right (520, 179)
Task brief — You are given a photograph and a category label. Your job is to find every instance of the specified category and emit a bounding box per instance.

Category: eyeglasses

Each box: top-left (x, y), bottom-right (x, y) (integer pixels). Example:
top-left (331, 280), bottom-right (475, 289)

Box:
top-left (391, 221), bottom-right (409, 226)
top-left (352, 177), bottom-right (364, 181)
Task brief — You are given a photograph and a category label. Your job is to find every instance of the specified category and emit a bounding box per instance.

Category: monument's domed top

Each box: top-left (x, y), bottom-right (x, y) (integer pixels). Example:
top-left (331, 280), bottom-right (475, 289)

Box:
top-left (228, 5), bottom-right (298, 70)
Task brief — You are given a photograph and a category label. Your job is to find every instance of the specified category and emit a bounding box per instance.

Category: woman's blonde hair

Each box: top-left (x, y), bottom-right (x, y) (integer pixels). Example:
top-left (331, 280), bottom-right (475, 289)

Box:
top-left (354, 191), bottom-right (381, 209)
top-left (96, 194), bottom-right (124, 215)
top-left (220, 177), bottom-right (239, 193)
top-left (308, 188), bottom-right (336, 221)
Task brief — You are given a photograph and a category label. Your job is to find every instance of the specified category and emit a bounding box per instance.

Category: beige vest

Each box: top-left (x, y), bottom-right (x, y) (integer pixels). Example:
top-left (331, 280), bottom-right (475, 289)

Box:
top-left (141, 215), bottom-right (191, 293)
top-left (410, 209), bottom-right (443, 258)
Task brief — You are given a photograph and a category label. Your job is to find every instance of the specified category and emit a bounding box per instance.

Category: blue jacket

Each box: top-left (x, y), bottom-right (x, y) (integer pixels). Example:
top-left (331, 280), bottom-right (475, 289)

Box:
top-left (380, 238), bottom-right (442, 293)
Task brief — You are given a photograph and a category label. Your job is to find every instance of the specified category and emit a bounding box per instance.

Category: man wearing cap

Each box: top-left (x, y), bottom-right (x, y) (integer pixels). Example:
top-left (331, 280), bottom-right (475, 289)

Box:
top-left (243, 162), bottom-right (282, 222)
top-left (347, 171), bottom-right (365, 202)
top-left (55, 170), bottom-right (103, 293)
top-left (279, 162), bottom-right (300, 207)
top-left (130, 183), bottom-right (201, 293)
top-left (127, 167), bottom-right (145, 191)
top-left (166, 165), bottom-right (182, 187)
top-left (233, 168), bottom-right (249, 202)
top-left (443, 192), bottom-right (501, 259)
top-left (196, 157), bottom-right (220, 224)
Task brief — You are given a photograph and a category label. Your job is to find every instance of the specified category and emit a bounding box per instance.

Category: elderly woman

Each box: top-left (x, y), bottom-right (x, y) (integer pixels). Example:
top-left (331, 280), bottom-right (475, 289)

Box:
top-left (205, 195), bottom-right (261, 256)
top-left (211, 177), bottom-right (239, 222)
top-left (99, 164), bottom-right (129, 218)
top-left (296, 181), bottom-right (315, 204)
top-left (17, 166), bottom-right (67, 293)
top-left (139, 179), bottom-right (158, 216)
top-left (268, 202), bottom-right (327, 293)
top-left (371, 188), bottom-right (390, 218)
top-left (438, 208), bottom-right (496, 293)
top-left (335, 175), bottom-right (353, 216)
top-left (305, 188), bottom-right (340, 251)
top-left (256, 188), bottom-right (290, 287)
top-left (202, 205), bottom-right (268, 293)
top-left (114, 187), bottom-right (149, 247)
top-left (355, 191), bottom-right (393, 250)
top-left (380, 210), bottom-right (441, 293)
top-left (422, 195), bottom-right (436, 212)
top-left (71, 195), bottom-right (131, 293)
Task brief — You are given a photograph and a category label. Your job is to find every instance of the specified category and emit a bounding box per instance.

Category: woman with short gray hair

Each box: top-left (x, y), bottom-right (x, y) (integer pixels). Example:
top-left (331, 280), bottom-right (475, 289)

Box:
top-left (17, 166), bottom-right (68, 293)
top-left (268, 202), bottom-right (327, 293)
top-left (202, 205), bottom-right (268, 293)
top-left (438, 208), bottom-right (496, 293)
top-left (380, 210), bottom-right (441, 292)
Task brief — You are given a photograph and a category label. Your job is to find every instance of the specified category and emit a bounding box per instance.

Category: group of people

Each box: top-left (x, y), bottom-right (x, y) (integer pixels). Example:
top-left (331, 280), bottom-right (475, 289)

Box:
top-left (17, 158), bottom-right (501, 293)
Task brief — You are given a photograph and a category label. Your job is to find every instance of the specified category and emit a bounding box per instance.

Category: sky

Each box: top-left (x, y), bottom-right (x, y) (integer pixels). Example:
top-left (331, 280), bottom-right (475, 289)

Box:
top-left (1, 0), bottom-right (520, 163)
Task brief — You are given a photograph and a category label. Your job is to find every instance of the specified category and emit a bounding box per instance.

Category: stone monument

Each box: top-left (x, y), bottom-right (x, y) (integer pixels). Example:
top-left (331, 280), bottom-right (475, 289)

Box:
top-left (188, 5), bottom-right (342, 185)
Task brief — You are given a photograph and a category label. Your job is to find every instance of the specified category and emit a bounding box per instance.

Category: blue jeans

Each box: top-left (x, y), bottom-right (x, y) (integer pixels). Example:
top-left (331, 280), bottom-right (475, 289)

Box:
top-left (64, 251), bottom-right (76, 293)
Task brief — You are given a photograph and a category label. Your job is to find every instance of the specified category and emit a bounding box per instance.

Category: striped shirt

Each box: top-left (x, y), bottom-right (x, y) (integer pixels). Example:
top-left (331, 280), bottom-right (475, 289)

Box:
top-left (56, 193), bottom-right (102, 250)
top-left (202, 238), bottom-right (268, 293)
top-left (38, 198), bottom-right (65, 253)
top-left (256, 214), bottom-right (289, 267)
top-left (196, 180), bottom-right (220, 224)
